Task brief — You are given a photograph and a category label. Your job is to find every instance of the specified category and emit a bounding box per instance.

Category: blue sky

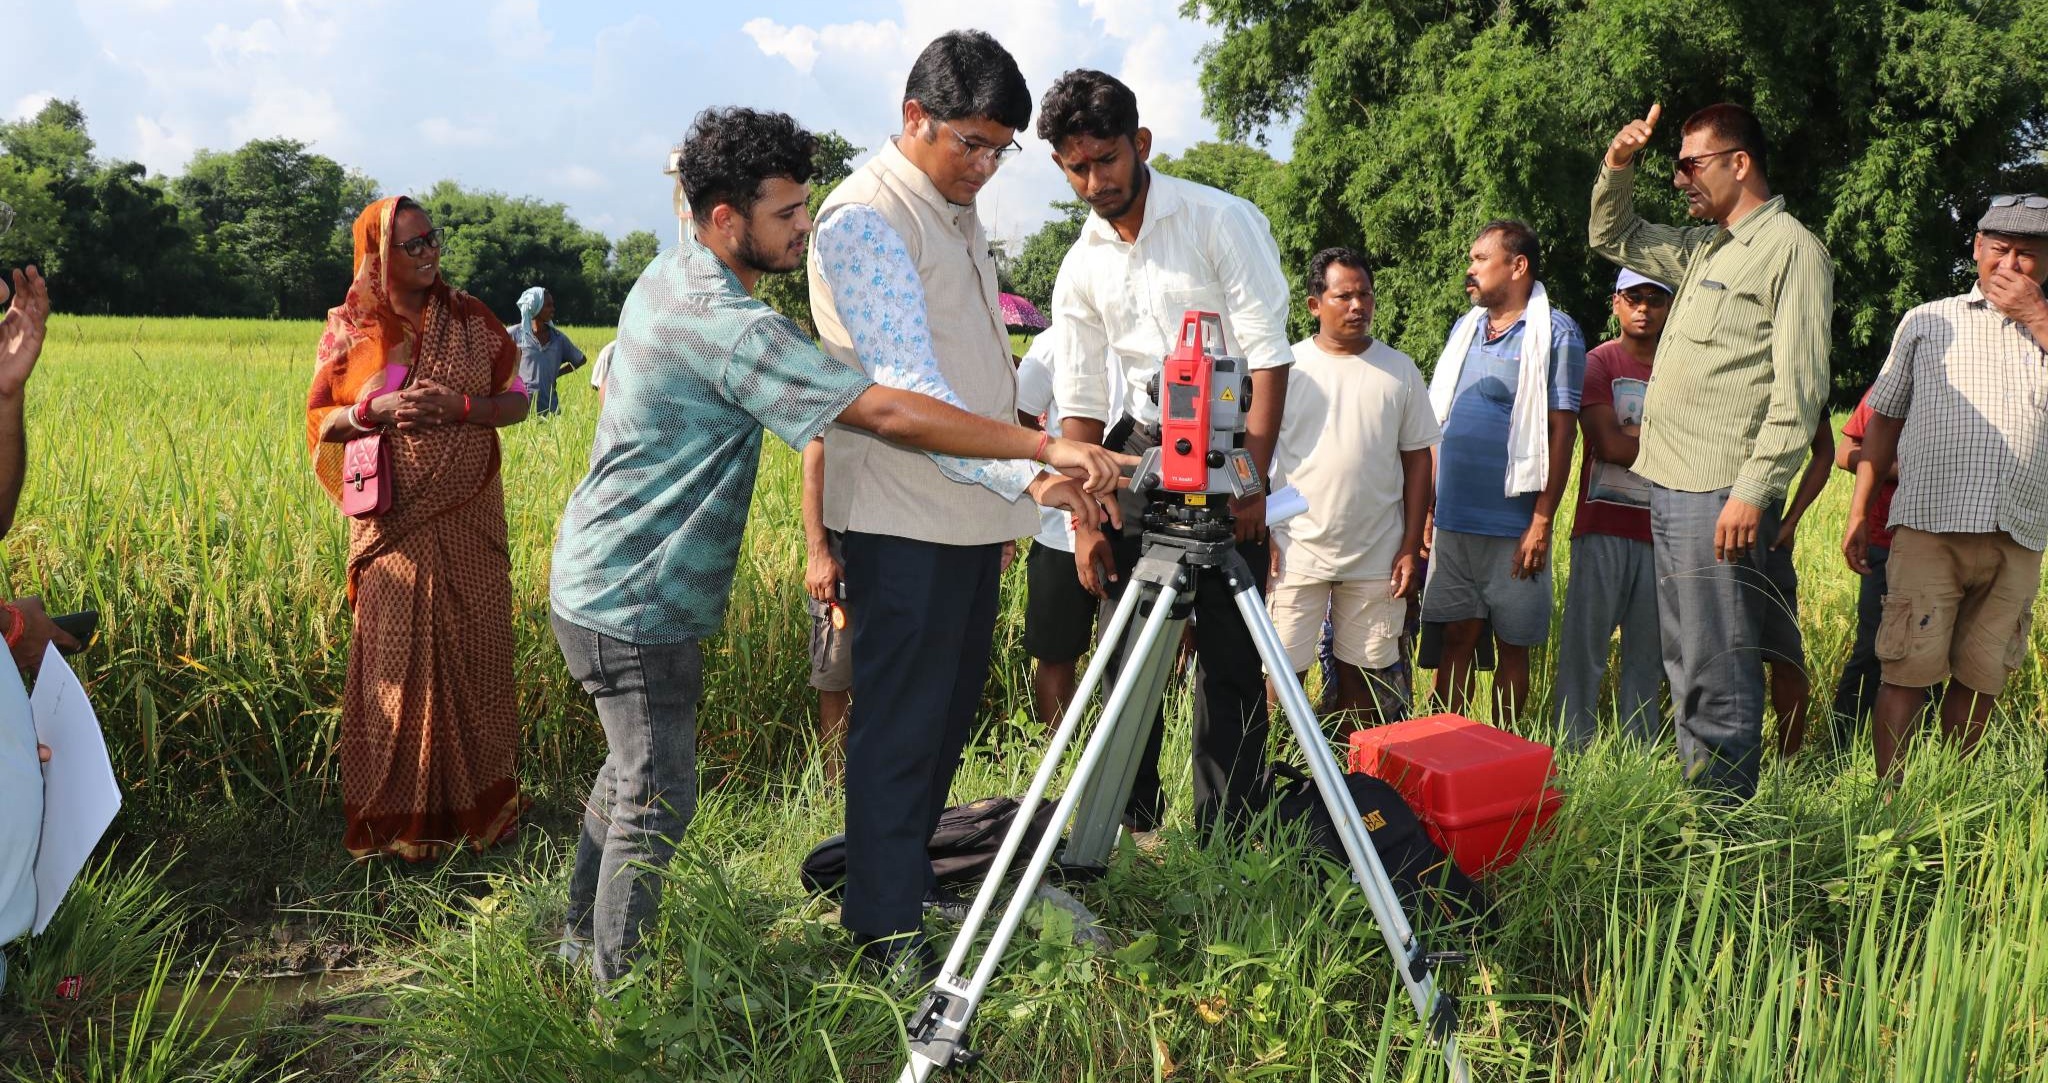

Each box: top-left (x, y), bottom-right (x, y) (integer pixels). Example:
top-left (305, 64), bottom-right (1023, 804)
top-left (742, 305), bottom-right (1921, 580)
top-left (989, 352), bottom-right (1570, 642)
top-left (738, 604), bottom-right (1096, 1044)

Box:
top-left (4, 0), bottom-right (1289, 247)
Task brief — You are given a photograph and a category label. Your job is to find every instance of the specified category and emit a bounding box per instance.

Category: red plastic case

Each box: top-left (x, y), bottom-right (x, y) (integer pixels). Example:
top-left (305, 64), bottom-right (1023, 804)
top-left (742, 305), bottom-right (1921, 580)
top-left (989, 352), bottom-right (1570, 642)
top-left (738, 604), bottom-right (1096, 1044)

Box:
top-left (1346, 713), bottom-right (1563, 876)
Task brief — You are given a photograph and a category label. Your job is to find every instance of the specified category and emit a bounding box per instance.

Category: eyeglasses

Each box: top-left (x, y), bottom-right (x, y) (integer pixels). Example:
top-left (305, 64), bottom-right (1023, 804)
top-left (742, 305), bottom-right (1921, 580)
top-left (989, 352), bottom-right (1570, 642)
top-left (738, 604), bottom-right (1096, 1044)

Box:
top-left (1675, 148), bottom-right (1741, 176)
top-left (1991, 194), bottom-right (2048, 210)
top-left (939, 122), bottom-right (1022, 168)
top-left (1615, 289), bottom-right (1672, 307)
top-left (393, 228), bottom-right (445, 258)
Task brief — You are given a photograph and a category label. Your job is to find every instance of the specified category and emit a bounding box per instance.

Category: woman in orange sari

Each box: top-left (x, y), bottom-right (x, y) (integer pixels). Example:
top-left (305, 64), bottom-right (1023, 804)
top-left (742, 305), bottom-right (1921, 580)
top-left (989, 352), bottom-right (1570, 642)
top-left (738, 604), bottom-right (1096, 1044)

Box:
top-left (307, 196), bottom-right (532, 860)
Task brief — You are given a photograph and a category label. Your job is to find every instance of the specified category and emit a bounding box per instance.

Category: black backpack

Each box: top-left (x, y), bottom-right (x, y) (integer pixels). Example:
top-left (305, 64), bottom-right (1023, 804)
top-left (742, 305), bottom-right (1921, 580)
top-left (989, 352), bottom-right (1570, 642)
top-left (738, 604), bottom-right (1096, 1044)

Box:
top-left (1262, 762), bottom-right (1495, 928)
top-left (800, 795), bottom-right (1069, 897)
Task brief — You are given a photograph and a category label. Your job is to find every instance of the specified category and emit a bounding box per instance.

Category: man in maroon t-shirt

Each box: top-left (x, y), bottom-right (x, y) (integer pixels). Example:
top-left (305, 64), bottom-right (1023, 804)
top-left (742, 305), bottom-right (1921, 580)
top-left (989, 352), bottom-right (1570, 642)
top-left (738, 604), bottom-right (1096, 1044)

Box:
top-left (1828, 387), bottom-right (1920, 740)
top-left (1554, 268), bottom-right (1670, 745)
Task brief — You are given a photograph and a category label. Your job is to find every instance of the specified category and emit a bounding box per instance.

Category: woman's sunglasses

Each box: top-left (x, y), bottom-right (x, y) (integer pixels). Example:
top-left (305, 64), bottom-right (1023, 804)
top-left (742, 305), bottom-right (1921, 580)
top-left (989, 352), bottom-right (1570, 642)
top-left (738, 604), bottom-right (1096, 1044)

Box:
top-left (393, 228), bottom-right (445, 258)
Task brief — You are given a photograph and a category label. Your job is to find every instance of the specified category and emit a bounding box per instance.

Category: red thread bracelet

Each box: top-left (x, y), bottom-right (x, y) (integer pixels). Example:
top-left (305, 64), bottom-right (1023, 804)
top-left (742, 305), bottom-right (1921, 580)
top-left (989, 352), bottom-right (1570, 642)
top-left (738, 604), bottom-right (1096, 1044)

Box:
top-left (1033, 431), bottom-right (1050, 464)
top-left (1, 604), bottom-right (23, 649)
top-left (462, 394), bottom-right (473, 421)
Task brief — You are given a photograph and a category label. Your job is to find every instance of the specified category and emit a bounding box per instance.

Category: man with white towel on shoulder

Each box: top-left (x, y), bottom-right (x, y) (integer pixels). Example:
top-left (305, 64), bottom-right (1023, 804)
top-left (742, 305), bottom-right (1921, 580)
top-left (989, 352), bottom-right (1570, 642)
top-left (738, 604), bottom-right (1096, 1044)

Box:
top-left (1420, 220), bottom-right (1585, 722)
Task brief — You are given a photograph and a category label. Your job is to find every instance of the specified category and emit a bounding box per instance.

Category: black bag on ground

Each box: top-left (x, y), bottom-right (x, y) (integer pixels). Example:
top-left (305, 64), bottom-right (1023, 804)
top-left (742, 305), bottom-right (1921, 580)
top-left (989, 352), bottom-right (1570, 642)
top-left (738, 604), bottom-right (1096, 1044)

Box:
top-left (1263, 762), bottom-right (1495, 928)
top-left (800, 795), bottom-right (1065, 897)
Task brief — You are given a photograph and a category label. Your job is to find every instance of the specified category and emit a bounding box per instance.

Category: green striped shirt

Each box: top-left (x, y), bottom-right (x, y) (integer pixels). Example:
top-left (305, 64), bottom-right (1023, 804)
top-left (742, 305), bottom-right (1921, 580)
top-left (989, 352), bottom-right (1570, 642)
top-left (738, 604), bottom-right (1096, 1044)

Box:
top-left (1588, 164), bottom-right (1833, 507)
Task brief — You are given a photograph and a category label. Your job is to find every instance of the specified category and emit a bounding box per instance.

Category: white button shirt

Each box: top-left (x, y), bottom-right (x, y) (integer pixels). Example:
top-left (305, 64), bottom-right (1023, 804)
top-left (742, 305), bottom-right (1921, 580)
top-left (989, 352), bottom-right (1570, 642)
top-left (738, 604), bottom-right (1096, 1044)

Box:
top-left (1048, 171), bottom-right (1294, 425)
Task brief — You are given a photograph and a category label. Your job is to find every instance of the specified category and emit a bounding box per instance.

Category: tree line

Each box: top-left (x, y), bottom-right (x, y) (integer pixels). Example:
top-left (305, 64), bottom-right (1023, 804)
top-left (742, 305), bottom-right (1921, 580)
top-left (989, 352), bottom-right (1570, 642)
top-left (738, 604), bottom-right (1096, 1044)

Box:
top-left (0, 100), bottom-right (661, 325)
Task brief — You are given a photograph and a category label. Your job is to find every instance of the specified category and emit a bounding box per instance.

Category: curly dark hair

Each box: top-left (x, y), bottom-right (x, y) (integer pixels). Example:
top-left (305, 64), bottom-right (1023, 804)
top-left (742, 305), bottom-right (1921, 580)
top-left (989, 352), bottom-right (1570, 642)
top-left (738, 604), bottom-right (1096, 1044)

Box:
top-left (678, 107), bottom-right (818, 218)
top-left (904, 30), bottom-right (1031, 130)
top-left (1036, 68), bottom-right (1139, 148)
top-left (1307, 247), bottom-right (1373, 296)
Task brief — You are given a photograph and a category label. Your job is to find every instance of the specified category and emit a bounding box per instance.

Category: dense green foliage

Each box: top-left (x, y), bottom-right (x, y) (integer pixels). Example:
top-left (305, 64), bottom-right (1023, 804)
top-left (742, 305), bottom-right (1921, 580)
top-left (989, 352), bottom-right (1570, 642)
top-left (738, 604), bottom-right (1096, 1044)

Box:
top-left (1183, 0), bottom-right (2048, 391)
top-left (0, 101), bottom-right (663, 325)
top-left (1003, 142), bottom-right (1290, 317)
top-left (3, 317), bottom-right (2047, 1081)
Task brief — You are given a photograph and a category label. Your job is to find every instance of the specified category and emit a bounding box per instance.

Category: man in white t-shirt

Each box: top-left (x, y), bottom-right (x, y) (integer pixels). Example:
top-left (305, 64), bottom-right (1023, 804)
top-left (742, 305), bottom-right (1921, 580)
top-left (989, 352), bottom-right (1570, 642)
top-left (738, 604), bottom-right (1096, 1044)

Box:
top-left (1016, 329), bottom-right (1125, 728)
top-left (1268, 248), bottom-right (1439, 723)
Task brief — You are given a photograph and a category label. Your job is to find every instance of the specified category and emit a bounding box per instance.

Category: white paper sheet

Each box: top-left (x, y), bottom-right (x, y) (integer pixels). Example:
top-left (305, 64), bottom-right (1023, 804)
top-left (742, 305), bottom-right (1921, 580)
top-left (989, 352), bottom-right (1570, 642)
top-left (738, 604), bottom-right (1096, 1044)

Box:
top-left (28, 643), bottom-right (119, 935)
top-left (1266, 484), bottom-right (1309, 526)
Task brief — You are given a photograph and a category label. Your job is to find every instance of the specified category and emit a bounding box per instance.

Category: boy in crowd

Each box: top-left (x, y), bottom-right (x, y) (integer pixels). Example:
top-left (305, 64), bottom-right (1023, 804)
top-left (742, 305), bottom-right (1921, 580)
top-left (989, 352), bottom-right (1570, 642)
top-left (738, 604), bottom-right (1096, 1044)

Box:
top-left (1828, 386), bottom-right (1915, 742)
top-left (1759, 420), bottom-right (1835, 759)
top-left (1016, 331), bottom-right (1124, 729)
top-left (1267, 247), bottom-right (1437, 726)
top-left (1553, 268), bottom-right (1671, 746)
top-left (800, 437), bottom-right (851, 785)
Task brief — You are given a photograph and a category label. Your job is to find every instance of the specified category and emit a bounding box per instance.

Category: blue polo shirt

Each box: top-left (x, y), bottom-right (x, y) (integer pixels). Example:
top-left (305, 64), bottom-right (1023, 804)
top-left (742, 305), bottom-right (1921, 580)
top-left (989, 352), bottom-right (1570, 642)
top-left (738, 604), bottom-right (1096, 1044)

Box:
top-left (1435, 311), bottom-right (1586, 537)
top-left (549, 235), bottom-right (874, 644)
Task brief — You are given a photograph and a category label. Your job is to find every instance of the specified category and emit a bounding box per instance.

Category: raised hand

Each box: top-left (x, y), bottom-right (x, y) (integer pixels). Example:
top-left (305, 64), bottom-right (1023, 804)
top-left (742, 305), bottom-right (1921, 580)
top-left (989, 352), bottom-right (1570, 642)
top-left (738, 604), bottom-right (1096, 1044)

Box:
top-left (0, 266), bottom-right (51, 398)
top-left (1605, 103), bottom-right (1663, 170)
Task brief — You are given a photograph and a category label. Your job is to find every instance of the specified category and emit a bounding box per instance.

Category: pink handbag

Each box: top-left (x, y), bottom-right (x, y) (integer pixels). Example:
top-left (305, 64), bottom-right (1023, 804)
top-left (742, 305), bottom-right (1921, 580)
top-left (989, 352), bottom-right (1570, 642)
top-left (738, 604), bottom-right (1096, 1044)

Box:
top-left (340, 365), bottom-right (409, 519)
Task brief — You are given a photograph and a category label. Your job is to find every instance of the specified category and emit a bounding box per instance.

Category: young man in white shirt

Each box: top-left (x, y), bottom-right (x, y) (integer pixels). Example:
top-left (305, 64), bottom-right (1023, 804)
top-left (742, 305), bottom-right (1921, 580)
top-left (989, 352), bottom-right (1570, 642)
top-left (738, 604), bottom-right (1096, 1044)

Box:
top-left (1039, 69), bottom-right (1294, 837)
top-left (1268, 248), bottom-right (1439, 725)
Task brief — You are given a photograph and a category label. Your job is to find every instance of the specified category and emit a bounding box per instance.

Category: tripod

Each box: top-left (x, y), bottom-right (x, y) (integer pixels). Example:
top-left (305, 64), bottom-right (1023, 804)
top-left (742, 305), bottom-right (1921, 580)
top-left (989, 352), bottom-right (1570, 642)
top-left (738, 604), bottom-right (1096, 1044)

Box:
top-left (897, 509), bottom-right (1469, 1083)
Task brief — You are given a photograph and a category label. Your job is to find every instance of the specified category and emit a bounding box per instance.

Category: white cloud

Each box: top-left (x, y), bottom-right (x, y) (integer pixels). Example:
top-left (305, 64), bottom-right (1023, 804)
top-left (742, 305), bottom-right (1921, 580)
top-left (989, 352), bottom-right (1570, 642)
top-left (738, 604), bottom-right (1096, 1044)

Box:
top-left (558, 165), bottom-right (606, 190)
top-left (742, 18), bottom-right (823, 74)
top-left (227, 85), bottom-right (346, 147)
top-left (489, 0), bottom-right (553, 61)
top-left (202, 18), bottom-right (285, 61)
top-left (418, 117), bottom-right (499, 149)
top-left (132, 115), bottom-right (195, 172)
top-left (11, 93), bottom-right (56, 123)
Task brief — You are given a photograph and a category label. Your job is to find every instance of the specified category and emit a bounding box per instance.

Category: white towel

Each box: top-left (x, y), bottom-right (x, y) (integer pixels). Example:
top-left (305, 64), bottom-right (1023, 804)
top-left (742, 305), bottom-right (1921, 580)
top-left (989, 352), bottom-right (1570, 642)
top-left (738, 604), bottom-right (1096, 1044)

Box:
top-left (1427, 281), bottom-right (1555, 497)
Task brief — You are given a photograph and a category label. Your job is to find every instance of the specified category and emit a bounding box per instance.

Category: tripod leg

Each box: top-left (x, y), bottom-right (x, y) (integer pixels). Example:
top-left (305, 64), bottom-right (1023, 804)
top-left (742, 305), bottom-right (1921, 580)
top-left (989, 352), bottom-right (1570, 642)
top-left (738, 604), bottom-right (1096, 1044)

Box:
top-left (1220, 551), bottom-right (1471, 1083)
top-left (900, 576), bottom-right (1188, 1082)
top-left (1062, 601), bottom-right (1186, 868)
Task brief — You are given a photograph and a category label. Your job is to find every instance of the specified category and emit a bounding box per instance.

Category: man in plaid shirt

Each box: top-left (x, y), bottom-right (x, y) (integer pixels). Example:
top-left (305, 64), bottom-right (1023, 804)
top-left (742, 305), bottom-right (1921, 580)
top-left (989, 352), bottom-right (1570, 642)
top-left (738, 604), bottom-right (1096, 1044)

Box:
top-left (1844, 194), bottom-right (2048, 780)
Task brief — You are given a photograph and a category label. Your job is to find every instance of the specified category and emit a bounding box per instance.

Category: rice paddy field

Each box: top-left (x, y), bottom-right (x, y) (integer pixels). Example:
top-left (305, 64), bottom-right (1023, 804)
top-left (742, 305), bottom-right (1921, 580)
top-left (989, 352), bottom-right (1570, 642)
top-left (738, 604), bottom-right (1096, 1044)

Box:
top-left (4, 314), bottom-right (2048, 1082)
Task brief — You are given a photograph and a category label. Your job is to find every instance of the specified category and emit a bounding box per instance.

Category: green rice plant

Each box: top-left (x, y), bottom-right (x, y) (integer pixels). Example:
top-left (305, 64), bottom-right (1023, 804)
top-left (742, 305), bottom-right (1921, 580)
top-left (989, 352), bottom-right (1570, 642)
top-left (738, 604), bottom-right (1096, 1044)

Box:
top-left (7, 948), bottom-right (273, 1083)
top-left (4, 848), bottom-right (184, 1016)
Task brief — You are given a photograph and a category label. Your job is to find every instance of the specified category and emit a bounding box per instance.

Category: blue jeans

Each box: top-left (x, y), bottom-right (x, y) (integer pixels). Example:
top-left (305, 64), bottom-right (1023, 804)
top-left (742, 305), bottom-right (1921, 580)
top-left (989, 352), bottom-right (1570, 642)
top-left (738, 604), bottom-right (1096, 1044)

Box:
top-left (1649, 486), bottom-right (1782, 798)
top-left (551, 611), bottom-right (702, 985)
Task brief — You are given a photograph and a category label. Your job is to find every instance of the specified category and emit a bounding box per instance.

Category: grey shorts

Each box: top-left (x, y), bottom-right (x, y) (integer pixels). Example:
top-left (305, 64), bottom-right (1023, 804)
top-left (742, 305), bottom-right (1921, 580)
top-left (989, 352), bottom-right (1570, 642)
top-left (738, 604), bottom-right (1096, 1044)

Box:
top-left (807, 596), bottom-right (852, 692)
top-left (806, 531), bottom-right (852, 692)
top-left (1759, 541), bottom-right (1803, 665)
top-left (1420, 529), bottom-right (1553, 647)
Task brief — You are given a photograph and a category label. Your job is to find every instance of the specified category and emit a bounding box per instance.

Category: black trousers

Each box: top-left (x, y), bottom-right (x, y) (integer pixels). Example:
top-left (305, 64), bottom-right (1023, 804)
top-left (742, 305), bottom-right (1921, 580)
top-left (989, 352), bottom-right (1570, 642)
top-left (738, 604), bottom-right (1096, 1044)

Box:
top-left (1104, 529), bottom-right (1273, 835)
top-left (839, 531), bottom-right (1002, 940)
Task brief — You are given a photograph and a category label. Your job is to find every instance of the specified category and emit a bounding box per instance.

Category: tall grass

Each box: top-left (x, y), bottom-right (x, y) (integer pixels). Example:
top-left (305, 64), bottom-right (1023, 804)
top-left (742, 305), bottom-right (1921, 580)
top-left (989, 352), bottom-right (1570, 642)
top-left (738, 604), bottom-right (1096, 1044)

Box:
top-left (5, 316), bottom-right (2047, 1081)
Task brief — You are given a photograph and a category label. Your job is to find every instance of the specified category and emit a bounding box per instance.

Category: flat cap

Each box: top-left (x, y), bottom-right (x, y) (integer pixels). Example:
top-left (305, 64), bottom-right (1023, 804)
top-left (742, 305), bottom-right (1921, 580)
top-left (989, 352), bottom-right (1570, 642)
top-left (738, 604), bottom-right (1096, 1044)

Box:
top-left (1979, 195), bottom-right (2048, 237)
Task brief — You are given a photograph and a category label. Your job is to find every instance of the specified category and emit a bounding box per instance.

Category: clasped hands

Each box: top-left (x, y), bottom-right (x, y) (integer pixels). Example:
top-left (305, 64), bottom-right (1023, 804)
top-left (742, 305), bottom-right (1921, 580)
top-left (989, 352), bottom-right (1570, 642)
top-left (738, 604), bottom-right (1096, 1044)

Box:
top-left (364, 378), bottom-right (479, 430)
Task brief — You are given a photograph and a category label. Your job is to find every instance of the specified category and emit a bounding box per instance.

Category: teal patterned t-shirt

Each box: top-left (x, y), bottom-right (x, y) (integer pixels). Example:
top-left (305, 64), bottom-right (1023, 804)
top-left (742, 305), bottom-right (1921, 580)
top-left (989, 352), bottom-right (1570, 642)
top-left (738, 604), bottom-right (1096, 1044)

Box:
top-left (549, 234), bottom-right (872, 644)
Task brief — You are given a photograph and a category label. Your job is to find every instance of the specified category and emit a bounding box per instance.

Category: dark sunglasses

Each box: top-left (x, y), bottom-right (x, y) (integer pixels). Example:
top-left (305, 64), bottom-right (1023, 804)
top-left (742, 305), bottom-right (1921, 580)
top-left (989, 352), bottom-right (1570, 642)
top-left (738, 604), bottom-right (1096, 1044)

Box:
top-left (393, 228), bottom-right (445, 258)
top-left (1674, 148), bottom-right (1741, 176)
top-left (1990, 194), bottom-right (2048, 211)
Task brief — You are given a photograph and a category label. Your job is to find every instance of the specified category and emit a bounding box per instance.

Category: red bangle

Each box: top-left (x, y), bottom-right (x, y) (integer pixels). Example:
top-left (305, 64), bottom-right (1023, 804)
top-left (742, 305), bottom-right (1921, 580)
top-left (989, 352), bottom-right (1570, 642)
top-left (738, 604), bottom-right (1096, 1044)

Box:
top-left (1033, 431), bottom-right (1050, 464)
top-left (355, 397), bottom-right (376, 428)
top-left (462, 395), bottom-right (473, 421)
top-left (2, 604), bottom-right (22, 649)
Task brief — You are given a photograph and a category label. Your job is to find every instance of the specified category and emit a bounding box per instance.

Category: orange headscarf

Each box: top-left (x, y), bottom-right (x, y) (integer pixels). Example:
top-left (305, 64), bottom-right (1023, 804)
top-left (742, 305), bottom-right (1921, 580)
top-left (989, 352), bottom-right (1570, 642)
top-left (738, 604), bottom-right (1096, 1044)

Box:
top-left (306, 197), bottom-right (445, 501)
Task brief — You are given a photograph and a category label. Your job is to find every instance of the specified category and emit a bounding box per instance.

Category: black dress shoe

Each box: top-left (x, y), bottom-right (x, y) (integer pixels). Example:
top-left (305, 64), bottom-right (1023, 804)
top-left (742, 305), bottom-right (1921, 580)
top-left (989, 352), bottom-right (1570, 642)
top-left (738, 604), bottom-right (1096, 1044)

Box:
top-left (854, 930), bottom-right (941, 986)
